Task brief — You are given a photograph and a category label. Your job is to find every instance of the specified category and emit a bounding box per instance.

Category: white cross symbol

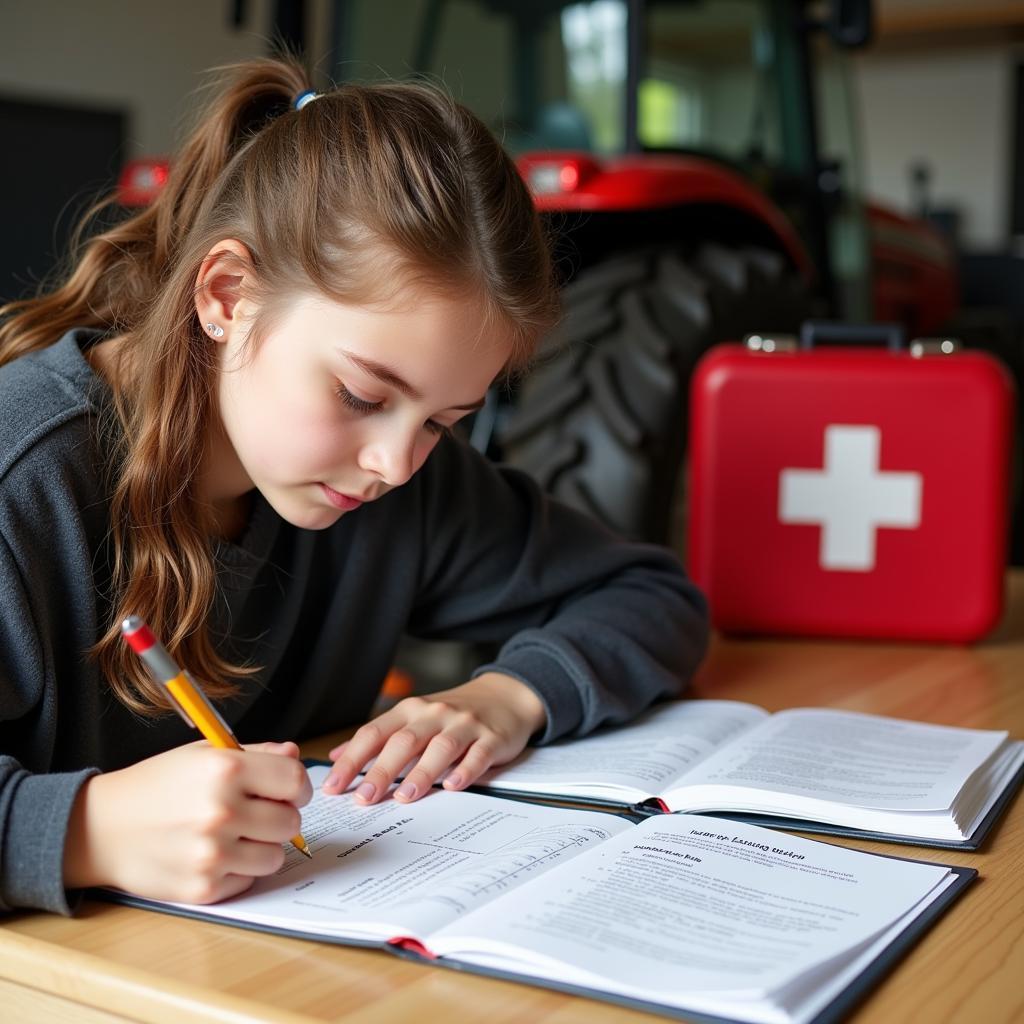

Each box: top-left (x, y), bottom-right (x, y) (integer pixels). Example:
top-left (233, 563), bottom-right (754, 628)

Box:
top-left (778, 425), bottom-right (922, 572)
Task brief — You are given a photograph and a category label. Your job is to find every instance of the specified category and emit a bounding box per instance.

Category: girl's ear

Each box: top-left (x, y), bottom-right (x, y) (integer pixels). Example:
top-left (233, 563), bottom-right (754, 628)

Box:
top-left (193, 239), bottom-right (255, 340)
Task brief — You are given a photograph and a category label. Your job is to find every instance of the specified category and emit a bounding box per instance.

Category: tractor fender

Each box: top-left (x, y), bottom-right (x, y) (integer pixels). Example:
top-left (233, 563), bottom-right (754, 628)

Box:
top-left (866, 203), bottom-right (958, 336)
top-left (518, 151), bottom-right (813, 281)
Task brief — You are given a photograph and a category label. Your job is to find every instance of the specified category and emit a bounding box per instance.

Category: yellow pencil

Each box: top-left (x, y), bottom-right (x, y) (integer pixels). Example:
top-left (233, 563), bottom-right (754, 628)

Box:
top-left (121, 616), bottom-right (312, 859)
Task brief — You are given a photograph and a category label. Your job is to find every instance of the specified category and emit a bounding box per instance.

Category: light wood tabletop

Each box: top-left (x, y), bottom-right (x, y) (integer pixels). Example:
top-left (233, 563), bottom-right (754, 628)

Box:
top-left (2, 579), bottom-right (1024, 1024)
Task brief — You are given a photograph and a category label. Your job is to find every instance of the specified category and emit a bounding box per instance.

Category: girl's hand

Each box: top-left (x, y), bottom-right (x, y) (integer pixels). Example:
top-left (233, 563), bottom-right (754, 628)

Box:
top-left (323, 673), bottom-right (546, 804)
top-left (63, 741), bottom-right (312, 904)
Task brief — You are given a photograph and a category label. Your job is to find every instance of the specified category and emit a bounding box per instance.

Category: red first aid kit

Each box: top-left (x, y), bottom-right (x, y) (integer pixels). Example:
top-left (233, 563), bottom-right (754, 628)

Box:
top-left (687, 326), bottom-right (1015, 642)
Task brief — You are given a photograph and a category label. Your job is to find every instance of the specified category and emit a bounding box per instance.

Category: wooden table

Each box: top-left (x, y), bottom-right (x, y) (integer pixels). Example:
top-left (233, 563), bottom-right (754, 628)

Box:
top-left (3, 583), bottom-right (1024, 1024)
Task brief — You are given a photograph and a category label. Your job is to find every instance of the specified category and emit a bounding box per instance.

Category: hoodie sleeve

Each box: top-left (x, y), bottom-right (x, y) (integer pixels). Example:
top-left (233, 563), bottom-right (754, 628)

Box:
top-left (0, 529), bottom-right (97, 915)
top-left (406, 436), bottom-right (710, 743)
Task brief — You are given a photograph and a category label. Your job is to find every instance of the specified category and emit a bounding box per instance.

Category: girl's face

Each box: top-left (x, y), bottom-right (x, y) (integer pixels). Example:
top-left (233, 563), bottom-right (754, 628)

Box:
top-left (207, 290), bottom-right (511, 531)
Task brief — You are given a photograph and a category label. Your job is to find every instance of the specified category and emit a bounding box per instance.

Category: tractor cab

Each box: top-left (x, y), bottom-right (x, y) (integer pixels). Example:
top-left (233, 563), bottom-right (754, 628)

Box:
top-left (334, 0), bottom-right (931, 328)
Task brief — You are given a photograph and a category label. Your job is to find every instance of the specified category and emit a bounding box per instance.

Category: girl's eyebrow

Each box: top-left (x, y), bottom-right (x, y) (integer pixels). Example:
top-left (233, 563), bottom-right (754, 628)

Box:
top-left (337, 349), bottom-right (486, 412)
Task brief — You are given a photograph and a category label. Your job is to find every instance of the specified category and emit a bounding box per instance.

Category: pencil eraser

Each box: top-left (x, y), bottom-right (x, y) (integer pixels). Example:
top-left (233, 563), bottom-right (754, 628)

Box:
top-left (121, 618), bottom-right (156, 654)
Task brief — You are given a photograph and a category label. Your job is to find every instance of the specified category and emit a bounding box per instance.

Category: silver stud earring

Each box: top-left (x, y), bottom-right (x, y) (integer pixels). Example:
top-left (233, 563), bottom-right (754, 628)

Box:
top-left (205, 322), bottom-right (225, 338)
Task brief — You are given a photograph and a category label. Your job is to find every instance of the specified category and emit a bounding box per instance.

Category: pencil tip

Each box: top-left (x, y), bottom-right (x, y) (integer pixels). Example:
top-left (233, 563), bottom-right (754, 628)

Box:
top-left (301, 847), bottom-right (313, 859)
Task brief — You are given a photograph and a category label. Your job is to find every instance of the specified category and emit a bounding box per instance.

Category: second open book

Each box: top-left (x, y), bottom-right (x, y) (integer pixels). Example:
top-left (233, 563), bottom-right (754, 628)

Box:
top-left (474, 702), bottom-right (1024, 848)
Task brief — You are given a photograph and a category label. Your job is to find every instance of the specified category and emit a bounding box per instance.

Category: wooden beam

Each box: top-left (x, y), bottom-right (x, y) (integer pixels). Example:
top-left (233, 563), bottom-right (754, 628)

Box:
top-left (879, 2), bottom-right (1024, 38)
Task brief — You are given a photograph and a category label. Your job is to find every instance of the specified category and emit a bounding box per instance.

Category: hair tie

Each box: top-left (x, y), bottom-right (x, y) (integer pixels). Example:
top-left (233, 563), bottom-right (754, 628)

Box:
top-left (294, 89), bottom-right (319, 111)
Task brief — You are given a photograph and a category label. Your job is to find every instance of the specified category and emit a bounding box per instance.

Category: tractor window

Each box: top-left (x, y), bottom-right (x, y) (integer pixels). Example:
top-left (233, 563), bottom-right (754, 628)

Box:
top-left (641, 0), bottom-right (783, 165)
top-left (335, 0), bottom-right (784, 163)
top-left (337, 0), bottom-right (601, 154)
top-left (558, 2), bottom-right (628, 153)
top-left (337, 0), bottom-right (520, 130)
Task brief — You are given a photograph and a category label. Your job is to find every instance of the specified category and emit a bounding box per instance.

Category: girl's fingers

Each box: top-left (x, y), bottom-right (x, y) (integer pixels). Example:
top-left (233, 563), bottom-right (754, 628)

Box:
top-left (236, 794), bottom-right (305, 845)
top-left (236, 749), bottom-right (313, 805)
top-left (441, 738), bottom-right (499, 792)
top-left (323, 721), bottom-right (391, 793)
top-left (323, 700), bottom-right (429, 794)
top-left (352, 724), bottom-right (436, 803)
top-left (321, 696), bottom-right (511, 803)
top-left (224, 836), bottom-right (288, 879)
top-left (243, 741), bottom-right (300, 759)
top-left (392, 730), bottom-right (477, 803)
top-left (181, 839), bottom-right (285, 906)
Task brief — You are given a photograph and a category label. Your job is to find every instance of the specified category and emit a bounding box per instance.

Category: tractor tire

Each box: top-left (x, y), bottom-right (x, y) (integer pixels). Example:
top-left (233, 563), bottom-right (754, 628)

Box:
top-left (497, 242), bottom-right (811, 546)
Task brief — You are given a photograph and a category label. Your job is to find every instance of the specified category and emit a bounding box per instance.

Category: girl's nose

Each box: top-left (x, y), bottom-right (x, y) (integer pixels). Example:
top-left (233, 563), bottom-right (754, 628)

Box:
top-left (359, 428), bottom-right (418, 487)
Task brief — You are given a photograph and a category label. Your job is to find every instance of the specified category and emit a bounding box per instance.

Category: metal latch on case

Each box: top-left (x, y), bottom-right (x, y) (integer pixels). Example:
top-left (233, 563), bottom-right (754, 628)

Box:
top-left (744, 333), bottom-right (798, 353)
top-left (909, 338), bottom-right (961, 357)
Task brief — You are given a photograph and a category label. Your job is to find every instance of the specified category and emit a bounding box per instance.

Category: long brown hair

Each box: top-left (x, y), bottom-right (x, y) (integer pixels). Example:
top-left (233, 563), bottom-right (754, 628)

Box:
top-left (0, 57), bottom-right (559, 715)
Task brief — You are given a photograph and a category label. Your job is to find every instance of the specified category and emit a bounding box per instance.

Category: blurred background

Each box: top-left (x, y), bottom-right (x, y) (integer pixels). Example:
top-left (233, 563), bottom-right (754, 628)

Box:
top-left (2, 1), bottom-right (1023, 670)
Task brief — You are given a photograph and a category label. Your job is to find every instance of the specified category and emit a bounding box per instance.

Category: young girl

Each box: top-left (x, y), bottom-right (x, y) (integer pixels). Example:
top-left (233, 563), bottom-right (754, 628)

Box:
top-left (0, 58), bottom-right (708, 915)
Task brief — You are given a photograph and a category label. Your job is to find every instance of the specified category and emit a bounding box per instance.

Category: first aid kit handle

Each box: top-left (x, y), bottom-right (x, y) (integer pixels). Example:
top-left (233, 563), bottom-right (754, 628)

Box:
top-left (799, 321), bottom-right (905, 352)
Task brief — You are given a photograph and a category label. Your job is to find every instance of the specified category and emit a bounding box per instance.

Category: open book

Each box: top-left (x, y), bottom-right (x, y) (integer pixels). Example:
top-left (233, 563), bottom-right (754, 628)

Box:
top-left (107, 765), bottom-right (974, 1024)
top-left (475, 702), bottom-right (1024, 849)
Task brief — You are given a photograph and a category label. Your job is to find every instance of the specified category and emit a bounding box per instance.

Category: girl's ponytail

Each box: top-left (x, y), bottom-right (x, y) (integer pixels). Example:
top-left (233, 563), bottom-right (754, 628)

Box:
top-left (147, 58), bottom-right (309, 274)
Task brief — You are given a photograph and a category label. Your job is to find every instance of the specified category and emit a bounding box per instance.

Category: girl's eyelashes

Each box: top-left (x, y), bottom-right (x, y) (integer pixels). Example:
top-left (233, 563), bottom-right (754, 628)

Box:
top-left (335, 381), bottom-right (454, 437)
top-left (335, 382), bottom-right (382, 414)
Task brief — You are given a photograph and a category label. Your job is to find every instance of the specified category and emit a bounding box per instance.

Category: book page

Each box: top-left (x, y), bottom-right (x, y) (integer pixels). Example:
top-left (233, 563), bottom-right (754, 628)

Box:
top-left (430, 814), bottom-right (953, 1023)
top-left (156, 765), bottom-right (632, 943)
top-left (670, 708), bottom-right (1008, 815)
top-left (478, 700), bottom-right (768, 803)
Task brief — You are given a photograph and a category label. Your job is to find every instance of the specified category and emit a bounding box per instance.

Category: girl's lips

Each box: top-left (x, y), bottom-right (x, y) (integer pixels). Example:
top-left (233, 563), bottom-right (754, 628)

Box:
top-left (320, 483), bottom-right (363, 511)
